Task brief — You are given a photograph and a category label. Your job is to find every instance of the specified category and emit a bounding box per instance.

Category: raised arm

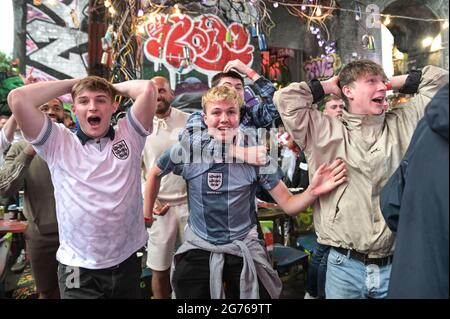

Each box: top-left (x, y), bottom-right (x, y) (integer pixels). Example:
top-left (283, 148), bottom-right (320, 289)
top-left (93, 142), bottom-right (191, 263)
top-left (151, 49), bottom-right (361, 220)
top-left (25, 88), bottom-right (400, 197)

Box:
top-left (269, 159), bottom-right (347, 215)
top-left (225, 60), bottom-right (279, 128)
top-left (7, 79), bottom-right (78, 140)
top-left (113, 80), bottom-right (157, 132)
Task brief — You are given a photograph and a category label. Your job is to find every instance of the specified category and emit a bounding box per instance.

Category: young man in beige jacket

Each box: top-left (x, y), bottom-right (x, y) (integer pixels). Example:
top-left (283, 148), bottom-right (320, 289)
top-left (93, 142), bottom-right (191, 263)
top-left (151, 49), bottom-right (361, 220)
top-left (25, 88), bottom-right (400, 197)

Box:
top-left (274, 60), bottom-right (448, 298)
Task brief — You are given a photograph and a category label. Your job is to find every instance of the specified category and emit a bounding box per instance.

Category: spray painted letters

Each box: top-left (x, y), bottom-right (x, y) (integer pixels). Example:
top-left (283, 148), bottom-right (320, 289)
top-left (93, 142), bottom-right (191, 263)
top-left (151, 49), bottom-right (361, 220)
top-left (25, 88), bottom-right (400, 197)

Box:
top-left (303, 53), bottom-right (342, 81)
top-left (144, 14), bottom-right (254, 89)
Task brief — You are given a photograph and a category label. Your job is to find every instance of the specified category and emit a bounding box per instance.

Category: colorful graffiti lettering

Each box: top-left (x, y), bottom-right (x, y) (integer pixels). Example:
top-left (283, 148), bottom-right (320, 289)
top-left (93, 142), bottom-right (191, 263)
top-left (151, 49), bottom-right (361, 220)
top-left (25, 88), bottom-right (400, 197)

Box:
top-left (144, 14), bottom-right (254, 89)
top-left (303, 53), bottom-right (342, 81)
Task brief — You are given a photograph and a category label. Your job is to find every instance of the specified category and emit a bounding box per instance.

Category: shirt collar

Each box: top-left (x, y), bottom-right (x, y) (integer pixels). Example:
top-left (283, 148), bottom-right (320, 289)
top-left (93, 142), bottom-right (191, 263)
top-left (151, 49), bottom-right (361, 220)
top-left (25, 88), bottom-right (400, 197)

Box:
top-left (76, 125), bottom-right (115, 145)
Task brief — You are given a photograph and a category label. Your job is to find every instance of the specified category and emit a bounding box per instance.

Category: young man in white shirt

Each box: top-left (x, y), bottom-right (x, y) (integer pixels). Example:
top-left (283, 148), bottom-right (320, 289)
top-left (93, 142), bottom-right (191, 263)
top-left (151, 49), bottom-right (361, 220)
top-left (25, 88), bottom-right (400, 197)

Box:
top-left (8, 76), bottom-right (157, 299)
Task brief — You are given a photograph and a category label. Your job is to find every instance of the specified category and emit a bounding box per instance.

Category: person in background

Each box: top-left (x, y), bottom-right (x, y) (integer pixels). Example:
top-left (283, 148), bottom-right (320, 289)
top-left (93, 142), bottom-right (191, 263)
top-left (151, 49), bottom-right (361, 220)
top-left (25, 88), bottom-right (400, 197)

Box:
top-left (304, 94), bottom-right (346, 299)
top-left (179, 59), bottom-right (278, 166)
top-left (63, 109), bottom-right (76, 131)
top-left (0, 97), bottom-right (66, 299)
top-left (322, 94), bottom-right (345, 118)
top-left (0, 115), bottom-right (17, 166)
top-left (141, 76), bottom-right (189, 299)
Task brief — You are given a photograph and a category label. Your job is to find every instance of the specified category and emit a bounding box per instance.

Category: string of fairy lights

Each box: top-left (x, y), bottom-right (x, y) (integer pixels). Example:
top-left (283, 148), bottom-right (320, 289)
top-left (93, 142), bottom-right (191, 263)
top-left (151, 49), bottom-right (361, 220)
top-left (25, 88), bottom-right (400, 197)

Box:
top-left (32, 0), bottom-right (448, 84)
top-left (96, 0), bottom-right (448, 60)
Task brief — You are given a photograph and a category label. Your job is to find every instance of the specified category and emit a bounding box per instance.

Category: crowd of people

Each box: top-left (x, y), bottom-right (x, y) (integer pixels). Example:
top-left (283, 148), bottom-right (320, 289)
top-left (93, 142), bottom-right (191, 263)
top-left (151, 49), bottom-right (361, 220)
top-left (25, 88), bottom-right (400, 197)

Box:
top-left (0, 57), bottom-right (447, 299)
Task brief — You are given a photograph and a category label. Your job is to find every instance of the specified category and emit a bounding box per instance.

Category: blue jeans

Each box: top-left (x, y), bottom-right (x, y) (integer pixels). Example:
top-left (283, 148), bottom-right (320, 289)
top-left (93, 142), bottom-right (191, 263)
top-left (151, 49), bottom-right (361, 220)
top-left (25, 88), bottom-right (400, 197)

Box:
top-left (325, 248), bottom-right (392, 299)
top-left (306, 243), bottom-right (330, 298)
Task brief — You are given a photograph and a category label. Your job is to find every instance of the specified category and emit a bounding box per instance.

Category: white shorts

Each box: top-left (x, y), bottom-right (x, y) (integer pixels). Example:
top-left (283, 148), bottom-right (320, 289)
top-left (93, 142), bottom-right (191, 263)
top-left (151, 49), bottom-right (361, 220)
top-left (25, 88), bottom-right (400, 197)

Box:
top-left (146, 203), bottom-right (188, 271)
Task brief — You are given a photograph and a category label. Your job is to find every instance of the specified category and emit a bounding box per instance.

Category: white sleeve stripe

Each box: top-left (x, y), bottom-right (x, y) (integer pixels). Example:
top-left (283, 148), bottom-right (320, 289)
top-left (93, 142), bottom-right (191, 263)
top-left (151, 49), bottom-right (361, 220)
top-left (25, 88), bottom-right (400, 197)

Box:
top-left (31, 117), bottom-right (53, 146)
top-left (127, 109), bottom-right (151, 137)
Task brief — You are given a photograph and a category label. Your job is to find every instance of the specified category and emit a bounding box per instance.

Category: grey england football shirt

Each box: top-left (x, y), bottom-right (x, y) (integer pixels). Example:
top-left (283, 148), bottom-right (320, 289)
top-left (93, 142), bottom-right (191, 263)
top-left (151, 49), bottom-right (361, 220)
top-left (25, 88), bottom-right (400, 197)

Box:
top-left (157, 144), bottom-right (282, 244)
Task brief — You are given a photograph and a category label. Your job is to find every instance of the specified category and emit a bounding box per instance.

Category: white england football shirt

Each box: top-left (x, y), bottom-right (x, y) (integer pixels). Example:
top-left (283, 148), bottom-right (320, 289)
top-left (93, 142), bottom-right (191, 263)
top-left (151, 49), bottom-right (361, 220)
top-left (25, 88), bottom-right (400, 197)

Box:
top-left (26, 110), bottom-right (151, 269)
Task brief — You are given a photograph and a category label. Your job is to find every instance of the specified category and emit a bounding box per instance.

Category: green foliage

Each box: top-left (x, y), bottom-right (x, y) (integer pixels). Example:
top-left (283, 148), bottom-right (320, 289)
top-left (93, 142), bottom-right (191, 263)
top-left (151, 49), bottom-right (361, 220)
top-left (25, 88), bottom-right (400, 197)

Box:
top-left (0, 52), bottom-right (19, 75)
top-left (0, 52), bottom-right (24, 116)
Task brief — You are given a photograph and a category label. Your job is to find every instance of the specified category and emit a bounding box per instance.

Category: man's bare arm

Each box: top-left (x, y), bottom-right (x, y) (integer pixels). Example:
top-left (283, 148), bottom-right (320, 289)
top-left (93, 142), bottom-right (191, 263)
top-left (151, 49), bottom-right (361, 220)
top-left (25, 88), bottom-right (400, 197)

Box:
top-left (114, 80), bottom-right (157, 132)
top-left (7, 79), bottom-right (78, 140)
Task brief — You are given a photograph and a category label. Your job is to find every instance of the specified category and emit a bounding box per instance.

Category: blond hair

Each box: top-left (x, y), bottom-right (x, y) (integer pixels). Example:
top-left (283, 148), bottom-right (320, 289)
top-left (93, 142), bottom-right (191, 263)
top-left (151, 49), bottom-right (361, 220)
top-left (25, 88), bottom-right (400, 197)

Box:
top-left (201, 86), bottom-right (244, 112)
top-left (71, 76), bottom-right (116, 101)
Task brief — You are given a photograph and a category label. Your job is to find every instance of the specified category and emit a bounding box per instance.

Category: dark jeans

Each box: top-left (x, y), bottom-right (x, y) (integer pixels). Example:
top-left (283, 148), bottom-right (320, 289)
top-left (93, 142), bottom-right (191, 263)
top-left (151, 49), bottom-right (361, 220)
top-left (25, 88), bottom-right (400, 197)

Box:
top-left (57, 252), bottom-right (141, 299)
top-left (306, 243), bottom-right (330, 299)
top-left (172, 249), bottom-right (271, 299)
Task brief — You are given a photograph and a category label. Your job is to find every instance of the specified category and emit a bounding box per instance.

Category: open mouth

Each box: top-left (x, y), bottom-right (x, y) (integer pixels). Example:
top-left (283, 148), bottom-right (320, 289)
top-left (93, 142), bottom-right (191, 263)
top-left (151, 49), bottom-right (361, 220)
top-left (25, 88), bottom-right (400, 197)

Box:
top-left (372, 97), bottom-right (386, 104)
top-left (87, 116), bottom-right (101, 126)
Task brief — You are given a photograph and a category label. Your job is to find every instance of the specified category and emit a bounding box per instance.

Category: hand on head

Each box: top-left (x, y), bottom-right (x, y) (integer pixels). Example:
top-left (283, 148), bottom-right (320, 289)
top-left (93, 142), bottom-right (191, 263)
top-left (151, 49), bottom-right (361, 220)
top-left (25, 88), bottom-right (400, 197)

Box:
top-left (223, 59), bottom-right (252, 76)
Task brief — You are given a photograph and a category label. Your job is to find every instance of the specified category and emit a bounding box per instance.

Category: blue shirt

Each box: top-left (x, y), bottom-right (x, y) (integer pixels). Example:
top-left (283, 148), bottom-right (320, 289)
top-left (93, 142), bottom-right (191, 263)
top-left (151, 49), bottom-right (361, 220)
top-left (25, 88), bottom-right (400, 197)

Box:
top-left (157, 143), bottom-right (283, 244)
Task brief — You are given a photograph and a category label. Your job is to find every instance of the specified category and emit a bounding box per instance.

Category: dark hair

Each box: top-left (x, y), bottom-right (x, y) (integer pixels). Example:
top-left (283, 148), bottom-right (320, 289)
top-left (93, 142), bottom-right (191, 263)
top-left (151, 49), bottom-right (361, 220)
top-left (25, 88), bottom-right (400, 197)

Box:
top-left (211, 71), bottom-right (244, 88)
top-left (339, 59), bottom-right (387, 88)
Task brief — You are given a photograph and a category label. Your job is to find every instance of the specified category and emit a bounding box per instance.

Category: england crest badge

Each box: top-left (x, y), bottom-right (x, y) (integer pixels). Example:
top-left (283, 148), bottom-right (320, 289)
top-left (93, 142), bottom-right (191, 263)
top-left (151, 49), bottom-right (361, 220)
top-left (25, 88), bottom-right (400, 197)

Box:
top-left (207, 172), bottom-right (223, 190)
top-left (112, 140), bottom-right (129, 160)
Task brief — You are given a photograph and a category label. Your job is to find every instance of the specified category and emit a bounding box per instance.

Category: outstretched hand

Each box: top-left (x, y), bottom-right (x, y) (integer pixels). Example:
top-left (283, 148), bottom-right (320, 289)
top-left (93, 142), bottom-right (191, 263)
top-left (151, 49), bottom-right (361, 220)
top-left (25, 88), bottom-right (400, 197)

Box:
top-left (309, 159), bottom-right (347, 197)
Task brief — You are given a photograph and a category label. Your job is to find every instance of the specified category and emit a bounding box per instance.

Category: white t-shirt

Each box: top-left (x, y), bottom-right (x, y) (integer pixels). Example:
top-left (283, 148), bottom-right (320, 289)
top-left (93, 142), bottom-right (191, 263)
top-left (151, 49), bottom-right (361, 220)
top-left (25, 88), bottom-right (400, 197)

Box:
top-left (141, 107), bottom-right (189, 205)
top-left (27, 110), bottom-right (151, 269)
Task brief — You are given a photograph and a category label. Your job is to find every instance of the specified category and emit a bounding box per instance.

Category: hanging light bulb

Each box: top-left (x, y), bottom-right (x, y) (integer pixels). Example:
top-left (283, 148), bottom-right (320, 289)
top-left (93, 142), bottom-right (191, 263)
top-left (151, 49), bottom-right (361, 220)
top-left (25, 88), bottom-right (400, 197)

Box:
top-left (137, 9), bottom-right (144, 17)
top-left (136, 23), bottom-right (145, 35)
top-left (173, 4), bottom-right (181, 15)
top-left (273, 2), bottom-right (279, 8)
top-left (316, 6), bottom-right (322, 16)
top-left (108, 6), bottom-right (116, 16)
top-left (422, 36), bottom-right (433, 47)
top-left (104, 0), bottom-right (111, 8)
top-left (383, 15), bottom-right (391, 26)
top-left (442, 20), bottom-right (449, 29)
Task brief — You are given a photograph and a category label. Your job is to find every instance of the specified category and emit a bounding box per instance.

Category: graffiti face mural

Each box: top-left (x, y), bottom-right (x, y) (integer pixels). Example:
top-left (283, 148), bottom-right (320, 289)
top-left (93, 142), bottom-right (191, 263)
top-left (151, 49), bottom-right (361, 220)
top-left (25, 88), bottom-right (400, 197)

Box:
top-left (26, 0), bottom-right (89, 98)
top-left (144, 14), bottom-right (254, 90)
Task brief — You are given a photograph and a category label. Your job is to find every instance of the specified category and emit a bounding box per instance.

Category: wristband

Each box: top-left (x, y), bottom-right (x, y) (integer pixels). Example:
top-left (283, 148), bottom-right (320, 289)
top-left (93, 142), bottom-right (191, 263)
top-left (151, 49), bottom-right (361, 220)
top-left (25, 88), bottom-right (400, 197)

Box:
top-left (246, 69), bottom-right (257, 79)
top-left (385, 81), bottom-right (392, 90)
top-left (399, 69), bottom-right (422, 94)
top-left (307, 79), bottom-right (326, 104)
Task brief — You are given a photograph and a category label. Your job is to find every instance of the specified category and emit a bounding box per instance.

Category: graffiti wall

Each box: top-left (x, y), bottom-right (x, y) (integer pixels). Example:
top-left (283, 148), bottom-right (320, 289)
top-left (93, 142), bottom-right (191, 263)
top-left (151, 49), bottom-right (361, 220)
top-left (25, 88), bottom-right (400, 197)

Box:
top-left (26, 0), bottom-right (89, 100)
top-left (303, 53), bottom-right (342, 81)
top-left (143, 13), bottom-right (254, 91)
